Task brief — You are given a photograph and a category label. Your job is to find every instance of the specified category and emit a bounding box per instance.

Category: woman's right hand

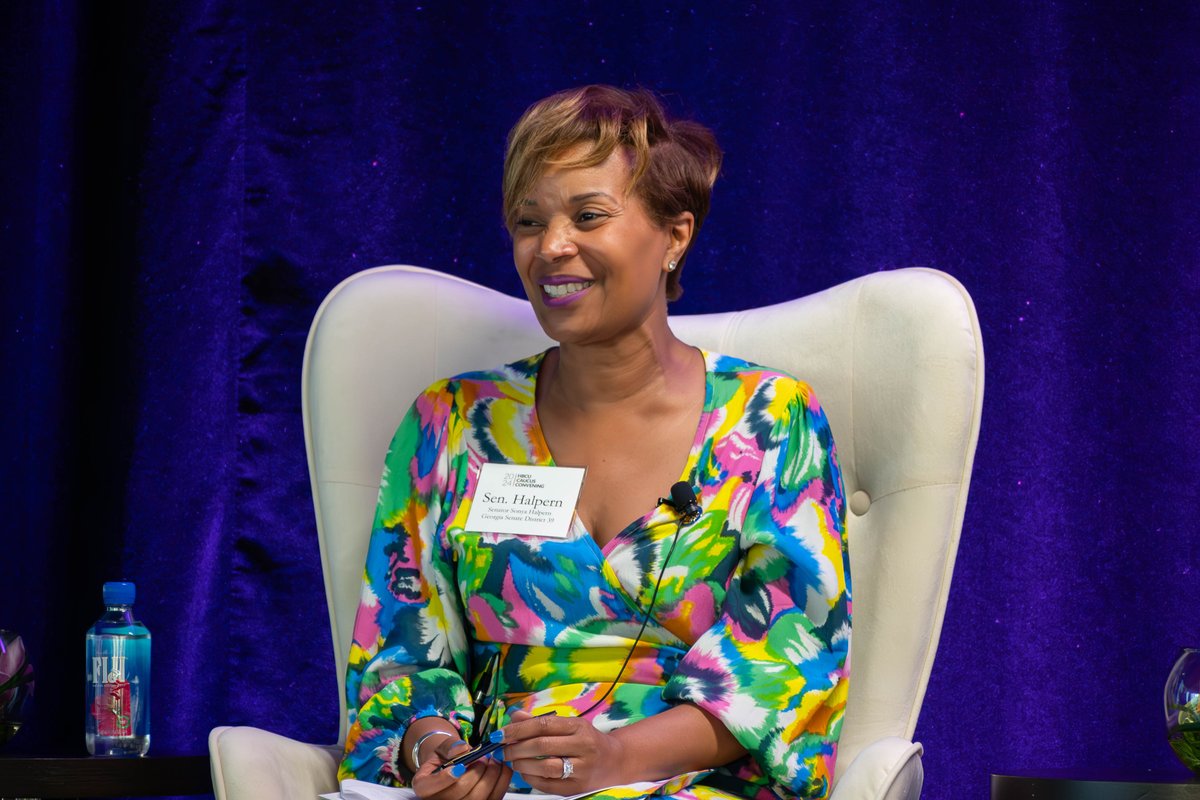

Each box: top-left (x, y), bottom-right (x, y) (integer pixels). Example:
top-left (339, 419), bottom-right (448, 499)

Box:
top-left (411, 737), bottom-right (512, 800)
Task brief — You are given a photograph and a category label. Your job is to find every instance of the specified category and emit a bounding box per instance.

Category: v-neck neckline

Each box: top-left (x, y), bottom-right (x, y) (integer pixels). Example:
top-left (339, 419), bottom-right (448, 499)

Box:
top-left (525, 347), bottom-right (715, 554)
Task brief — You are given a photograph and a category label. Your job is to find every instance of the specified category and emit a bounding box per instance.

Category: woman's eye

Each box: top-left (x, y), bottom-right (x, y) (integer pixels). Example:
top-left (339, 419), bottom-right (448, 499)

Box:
top-left (577, 211), bottom-right (605, 223)
top-left (515, 218), bottom-right (542, 229)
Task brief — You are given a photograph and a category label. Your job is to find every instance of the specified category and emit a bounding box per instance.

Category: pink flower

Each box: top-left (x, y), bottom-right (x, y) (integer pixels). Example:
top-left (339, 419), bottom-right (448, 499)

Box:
top-left (0, 631), bottom-right (35, 715)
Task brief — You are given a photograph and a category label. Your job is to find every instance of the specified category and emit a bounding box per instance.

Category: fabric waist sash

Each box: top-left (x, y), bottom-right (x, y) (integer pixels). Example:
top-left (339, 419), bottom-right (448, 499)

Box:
top-left (475, 642), bottom-right (687, 730)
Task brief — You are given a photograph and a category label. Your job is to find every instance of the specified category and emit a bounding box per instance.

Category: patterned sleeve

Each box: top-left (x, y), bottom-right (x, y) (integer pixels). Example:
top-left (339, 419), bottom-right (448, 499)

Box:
top-left (339, 380), bottom-right (475, 785)
top-left (663, 378), bottom-right (850, 799)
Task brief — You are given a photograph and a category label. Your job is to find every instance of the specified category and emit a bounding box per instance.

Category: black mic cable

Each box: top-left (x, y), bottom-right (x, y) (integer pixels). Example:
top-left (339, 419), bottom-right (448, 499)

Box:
top-left (577, 481), bottom-right (700, 719)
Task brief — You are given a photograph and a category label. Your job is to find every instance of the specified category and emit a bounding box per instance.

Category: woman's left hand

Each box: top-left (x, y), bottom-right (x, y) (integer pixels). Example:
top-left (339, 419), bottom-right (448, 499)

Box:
top-left (498, 710), bottom-right (628, 793)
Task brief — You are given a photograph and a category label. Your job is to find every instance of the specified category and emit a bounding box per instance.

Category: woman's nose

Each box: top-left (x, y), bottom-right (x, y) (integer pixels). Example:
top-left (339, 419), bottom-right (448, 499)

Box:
top-left (538, 219), bottom-right (577, 261)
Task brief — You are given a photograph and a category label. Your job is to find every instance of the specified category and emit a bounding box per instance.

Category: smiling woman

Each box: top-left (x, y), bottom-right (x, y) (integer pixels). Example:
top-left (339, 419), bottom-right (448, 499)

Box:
top-left (509, 146), bottom-right (690, 348)
top-left (338, 86), bottom-right (851, 800)
top-left (503, 86), bottom-right (722, 303)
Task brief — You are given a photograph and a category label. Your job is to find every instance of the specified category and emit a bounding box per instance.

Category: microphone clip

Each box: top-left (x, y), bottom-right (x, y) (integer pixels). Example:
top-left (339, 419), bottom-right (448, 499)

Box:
top-left (660, 481), bottom-right (702, 525)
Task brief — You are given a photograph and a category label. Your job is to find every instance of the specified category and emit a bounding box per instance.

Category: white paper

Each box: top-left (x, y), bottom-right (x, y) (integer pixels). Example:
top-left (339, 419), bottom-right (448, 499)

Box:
top-left (464, 463), bottom-right (585, 538)
top-left (322, 778), bottom-right (662, 800)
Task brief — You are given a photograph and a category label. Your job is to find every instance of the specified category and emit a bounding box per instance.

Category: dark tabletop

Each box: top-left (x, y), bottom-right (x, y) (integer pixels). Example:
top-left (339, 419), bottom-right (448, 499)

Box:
top-left (0, 752), bottom-right (213, 798)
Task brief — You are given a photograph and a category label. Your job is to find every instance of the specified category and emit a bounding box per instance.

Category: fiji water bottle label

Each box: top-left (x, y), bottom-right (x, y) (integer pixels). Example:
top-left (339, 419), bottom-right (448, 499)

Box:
top-left (86, 632), bottom-right (150, 751)
top-left (93, 680), bottom-right (133, 736)
top-left (89, 653), bottom-right (137, 737)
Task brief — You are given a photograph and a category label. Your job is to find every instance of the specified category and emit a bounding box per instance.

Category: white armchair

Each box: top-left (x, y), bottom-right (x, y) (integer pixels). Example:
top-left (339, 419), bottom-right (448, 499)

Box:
top-left (210, 266), bottom-right (983, 800)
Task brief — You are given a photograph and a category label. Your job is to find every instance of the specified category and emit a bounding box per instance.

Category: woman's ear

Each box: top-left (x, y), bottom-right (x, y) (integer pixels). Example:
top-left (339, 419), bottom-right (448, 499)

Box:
top-left (666, 212), bottom-right (695, 266)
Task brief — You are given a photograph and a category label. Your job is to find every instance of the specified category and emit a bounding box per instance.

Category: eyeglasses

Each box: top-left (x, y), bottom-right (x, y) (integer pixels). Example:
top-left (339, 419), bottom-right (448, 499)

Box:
top-left (469, 650), bottom-right (502, 746)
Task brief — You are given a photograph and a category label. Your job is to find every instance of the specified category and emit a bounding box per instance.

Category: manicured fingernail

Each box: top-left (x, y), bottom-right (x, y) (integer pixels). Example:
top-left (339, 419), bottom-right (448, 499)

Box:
top-left (494, 746), bottom-right (504, 761)
top-left (488, 730), bottom-right (504, 743)
top-left (452, 739), bottom-right (468, 749)
top-left (450, 764), bottom-right (466, 778)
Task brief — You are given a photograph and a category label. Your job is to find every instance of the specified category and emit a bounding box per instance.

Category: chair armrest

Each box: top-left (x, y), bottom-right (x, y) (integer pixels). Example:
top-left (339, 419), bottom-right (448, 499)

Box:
top-left (830, 737), bottom-right (924, 800)
top-left (209, 725), bottom-right (342, 800)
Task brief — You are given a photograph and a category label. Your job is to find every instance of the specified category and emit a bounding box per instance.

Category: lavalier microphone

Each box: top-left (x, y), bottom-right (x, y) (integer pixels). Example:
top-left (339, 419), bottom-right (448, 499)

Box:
top-left (666, 481), bottom-right (702, 524)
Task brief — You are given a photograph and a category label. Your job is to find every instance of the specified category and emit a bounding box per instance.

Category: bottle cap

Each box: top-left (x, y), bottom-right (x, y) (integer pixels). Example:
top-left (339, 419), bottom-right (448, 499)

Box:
top-left (103, 581), bottom-right (136, 605)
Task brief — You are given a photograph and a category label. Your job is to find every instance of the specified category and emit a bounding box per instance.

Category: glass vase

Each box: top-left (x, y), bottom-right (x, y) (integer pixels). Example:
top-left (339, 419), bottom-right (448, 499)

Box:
top-left (1165, 647), bottom-right (1200, 775)
top-left (0, 629), bottom-right (35, 746)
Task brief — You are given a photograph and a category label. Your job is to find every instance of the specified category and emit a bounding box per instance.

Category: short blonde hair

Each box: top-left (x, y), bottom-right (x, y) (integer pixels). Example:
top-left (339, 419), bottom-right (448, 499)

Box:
top-left (502, 86), bottom-right (722, 301)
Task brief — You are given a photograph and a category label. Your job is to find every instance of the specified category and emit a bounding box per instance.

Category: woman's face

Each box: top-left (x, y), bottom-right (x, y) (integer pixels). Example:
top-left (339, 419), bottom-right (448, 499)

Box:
top-left (512, 148), bottom-right (686, 347)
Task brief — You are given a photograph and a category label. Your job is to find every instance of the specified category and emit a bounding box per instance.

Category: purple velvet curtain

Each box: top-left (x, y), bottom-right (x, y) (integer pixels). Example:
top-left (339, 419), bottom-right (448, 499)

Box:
top-left (2, 2), bottom-right (1198, 797)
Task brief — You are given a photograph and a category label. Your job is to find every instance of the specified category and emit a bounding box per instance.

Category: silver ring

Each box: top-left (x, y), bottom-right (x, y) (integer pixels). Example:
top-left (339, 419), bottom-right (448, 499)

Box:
top-left (560, 757), bottom-right (574, 780)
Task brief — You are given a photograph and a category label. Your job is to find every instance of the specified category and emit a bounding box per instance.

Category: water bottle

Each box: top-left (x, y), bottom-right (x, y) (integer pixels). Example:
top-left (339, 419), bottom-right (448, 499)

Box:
top-left (85, 581), bottom-right (150, 756)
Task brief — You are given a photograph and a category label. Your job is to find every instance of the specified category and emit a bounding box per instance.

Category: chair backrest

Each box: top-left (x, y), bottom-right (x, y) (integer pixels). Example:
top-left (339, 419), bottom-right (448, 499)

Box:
top-left (302, 266), bottom-right (984, 779)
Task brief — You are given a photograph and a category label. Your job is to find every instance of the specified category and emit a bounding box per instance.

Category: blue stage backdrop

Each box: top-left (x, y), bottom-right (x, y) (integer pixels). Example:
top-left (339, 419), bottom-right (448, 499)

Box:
top-left (2, 2), bottom-right (1198, 798)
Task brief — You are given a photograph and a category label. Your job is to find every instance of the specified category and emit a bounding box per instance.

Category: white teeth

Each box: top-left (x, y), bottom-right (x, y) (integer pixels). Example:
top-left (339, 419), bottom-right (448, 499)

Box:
top-left (543, 281), bottom-right (593, 298)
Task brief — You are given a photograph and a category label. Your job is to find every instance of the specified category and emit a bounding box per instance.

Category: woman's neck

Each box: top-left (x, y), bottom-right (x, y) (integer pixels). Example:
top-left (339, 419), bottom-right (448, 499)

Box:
top-left (543, 331), bottom-right (698, 413)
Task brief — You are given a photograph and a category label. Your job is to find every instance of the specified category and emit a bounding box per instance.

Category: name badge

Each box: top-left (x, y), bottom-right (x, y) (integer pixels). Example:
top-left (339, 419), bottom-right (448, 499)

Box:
top-left (464, 463), bottom-right (585, 538)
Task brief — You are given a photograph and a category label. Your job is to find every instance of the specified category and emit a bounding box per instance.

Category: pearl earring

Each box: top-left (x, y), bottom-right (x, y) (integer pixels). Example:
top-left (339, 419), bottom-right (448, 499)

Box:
top-left (667, 261), bottom-right (677, 272)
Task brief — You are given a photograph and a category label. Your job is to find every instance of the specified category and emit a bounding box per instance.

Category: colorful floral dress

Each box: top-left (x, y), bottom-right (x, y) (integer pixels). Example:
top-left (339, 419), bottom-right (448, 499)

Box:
top-left (340, 350), bottom-right (850, 800)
